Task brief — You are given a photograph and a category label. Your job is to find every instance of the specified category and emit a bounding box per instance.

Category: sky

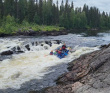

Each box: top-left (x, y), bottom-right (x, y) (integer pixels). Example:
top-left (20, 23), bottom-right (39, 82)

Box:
top-left (53, 0), bottom-right (110, 13)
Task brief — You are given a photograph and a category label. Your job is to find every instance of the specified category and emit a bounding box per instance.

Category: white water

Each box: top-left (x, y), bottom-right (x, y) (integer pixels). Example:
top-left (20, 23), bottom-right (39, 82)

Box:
top-left (0, 38), bottom-right (99, 89)
top-left (0, 38), bottom-right (23, 53)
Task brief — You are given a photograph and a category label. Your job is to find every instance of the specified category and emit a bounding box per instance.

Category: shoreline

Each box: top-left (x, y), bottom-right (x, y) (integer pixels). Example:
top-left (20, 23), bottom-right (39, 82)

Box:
top-left (0, 30), bottom-right (68, 37)
top-left (0, 28), bottom-right (109, 37)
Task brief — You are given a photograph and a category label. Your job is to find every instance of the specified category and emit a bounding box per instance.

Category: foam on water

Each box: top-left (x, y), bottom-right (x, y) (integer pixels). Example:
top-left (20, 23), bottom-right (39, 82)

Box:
top-left (0, 38), bottom-right (23, 53)
top-left (0, 39), bottom-right (99, 89)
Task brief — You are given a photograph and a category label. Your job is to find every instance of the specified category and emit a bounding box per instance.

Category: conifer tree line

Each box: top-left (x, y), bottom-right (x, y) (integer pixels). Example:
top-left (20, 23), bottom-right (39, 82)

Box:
top-left (0, 0), bottom-right (110, 29)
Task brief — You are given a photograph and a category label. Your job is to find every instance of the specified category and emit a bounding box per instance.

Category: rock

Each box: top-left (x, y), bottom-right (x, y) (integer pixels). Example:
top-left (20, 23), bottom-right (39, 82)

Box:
top-left (41, 44), bottom-right (44, 46)
top-left (16, 29), bottom-right (68, 36)
top-left (45, 41), bottom-right (52, 47)
top-left (17, 51), bottom-right (24, 53)
top-left (1, 50), bottom-right (13, 55)
top-left (29, 91), bottom-right (39, 93)
top-left (34, 82), bottom-right (83, 93)
top-left (100, 43), bottom-right (110, 49)
top-left (17, 46), bottom-right (21, 51)
top-left (32, 42), bottom-right (34, 46)
top-left (54, 40), bottom-right (62, 44)
top-left (44, 46), bottom-right (48, 50)
top-left (11, 47), bottom-right (16, 52)
top-left (25, 44), bottom-right (30, 51)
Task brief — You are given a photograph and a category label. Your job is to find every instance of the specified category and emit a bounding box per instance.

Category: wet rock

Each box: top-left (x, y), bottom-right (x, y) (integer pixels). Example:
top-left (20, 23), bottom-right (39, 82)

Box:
top-left (17, 46), bottom-right (21, 51)
top-left (1, 50), bottom-right (13, 55)
top-left (29, 91), bottom-right (39, 93)
top-left (45, 41), bottom-right (52, 47)
top-left (36, 42), bottom-right (38, 46)
top-left (16, 29), bottom-right (68, 36)
top-left (44, 46), bottom-right (48, 50)
top-left (11, 46), bottom-right (24, 54)
top-left (41, 44), bottom-right (44, 46)
top-left (0, 58), bottom-right (2, 61)
top-left (100, 43), bottom-right (110, 49)
top-left (35, 82), bottom-right (83, 93)
top-left (32, 42), bottom-right (34, 46)
top-left (17, 51), bottom-right (24, 53)
top-left (55, 40), bottom-right (62, 44)
top-left (11, 47), bottom-right (16, 52)
top-left (25, 44), bottom-right (30, 51)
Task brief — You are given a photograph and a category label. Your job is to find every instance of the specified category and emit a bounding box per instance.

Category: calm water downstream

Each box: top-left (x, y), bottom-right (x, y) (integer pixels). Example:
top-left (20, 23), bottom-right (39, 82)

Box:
top-left (0, 32), bottom-right (110, 93)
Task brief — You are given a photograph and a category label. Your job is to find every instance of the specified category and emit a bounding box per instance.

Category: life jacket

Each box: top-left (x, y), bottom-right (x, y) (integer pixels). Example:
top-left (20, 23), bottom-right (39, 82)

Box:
top-left (50, 52), bottom-right (53, 55)
top-left (58, 50), bottom-right (61, 54)
top-left (62, 45), bottom-right (66, 50)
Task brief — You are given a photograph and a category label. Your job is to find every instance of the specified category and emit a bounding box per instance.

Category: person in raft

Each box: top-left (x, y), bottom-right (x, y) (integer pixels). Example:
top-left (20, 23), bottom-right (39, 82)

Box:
top-left (50, 50), bottom-right (53, 55)
top-left (57, 48), bottom-right (62, 56)
top-left (62, 43), bottom-right (67, 52)
top-left (54, 49), bottom-right (58, 55)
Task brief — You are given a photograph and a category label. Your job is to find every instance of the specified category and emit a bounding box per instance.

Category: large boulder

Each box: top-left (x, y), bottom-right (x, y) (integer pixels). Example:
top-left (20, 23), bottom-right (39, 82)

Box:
top-left (25, 44), bottom-right (30, 51)
top-left (1, 50), bottom-right (13, 55)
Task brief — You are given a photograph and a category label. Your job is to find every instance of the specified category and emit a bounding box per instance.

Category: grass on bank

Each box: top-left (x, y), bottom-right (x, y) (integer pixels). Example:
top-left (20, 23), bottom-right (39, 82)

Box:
top-left (0, 15), bottom-right (65, 35)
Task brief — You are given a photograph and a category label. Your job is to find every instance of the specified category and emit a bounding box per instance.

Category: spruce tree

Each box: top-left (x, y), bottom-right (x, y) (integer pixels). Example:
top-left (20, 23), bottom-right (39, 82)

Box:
top-left (39, 0), bottom-right (43, 24)
top-left (56, 0), bottom-right (59, 24)
top-left (0, 0), bottom-right (3, 26)
top-left (14, 0), bottom-right (18, 19)
top-left (4, 0), bottom-right (14, 16)
top-left (42, 0), bottom-right (47, 24)
top-left (18, 0), bottom-right (28, 23)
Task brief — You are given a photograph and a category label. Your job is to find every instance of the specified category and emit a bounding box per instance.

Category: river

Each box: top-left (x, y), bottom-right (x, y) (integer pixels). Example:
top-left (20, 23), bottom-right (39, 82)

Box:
top-left (0, 31), bottom-right (110, 93)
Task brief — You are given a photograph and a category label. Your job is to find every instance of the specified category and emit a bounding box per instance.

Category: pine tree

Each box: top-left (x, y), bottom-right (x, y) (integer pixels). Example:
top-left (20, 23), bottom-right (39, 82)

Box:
top-left (39, 0), bottom-right (43, 24)
top-left (71, 1), bottom-right (74, 9)
top-left (0, 0), bottom-right (3, 26)
top-left (83, 4), bottom-right (89, 26)
top-left (14, 0), bottom-right (18, 19)
top-left (18, 0), bottom-right (28, 23)
top-left (27, 0), bottom-right (35, 23)
top-left (35, 0), bottom-right (38, 16)
top-left (56, 0), bottom-right (59, 24)
top-left (70, 9), bottom-right (74, 28)
top-left (60, 0), bottom-right (64, 15)
top-left (42, 0), bottom-right (47, 24)
top-left (4, 0), bottom-right (14, 16)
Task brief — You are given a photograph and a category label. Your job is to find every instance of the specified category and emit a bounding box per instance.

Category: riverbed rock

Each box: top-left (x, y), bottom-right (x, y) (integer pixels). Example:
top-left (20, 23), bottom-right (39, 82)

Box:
top-left (25, 44), bottom-right (30, 51)
top-left (31, 43), bottom-right (110, 93)
top-left (1, 50), bottom-right (13, 55)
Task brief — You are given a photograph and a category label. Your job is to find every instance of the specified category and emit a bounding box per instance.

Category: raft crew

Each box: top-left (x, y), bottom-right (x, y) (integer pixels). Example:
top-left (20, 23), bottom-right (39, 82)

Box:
top-left (58, 48), bottom-right (62, 55)
top-left (54, 49), bottom-right (58, 55)
top-left (49, 43), bottom-right (69, 58)
top-left (62, 43), bottom-right (67, 52)
top-left (50, 50), bottom-right (53, 55)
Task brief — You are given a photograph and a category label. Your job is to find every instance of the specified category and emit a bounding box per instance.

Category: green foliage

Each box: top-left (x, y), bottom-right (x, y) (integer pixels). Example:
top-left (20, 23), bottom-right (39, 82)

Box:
top-left (1, 15), bottom-right (17, 34)
top-left (18, 0), bottom-right (28, 23)
top-left (33, 13), bottom-right (40, 24)
top-left (0, 0), bottom-right (110, 35)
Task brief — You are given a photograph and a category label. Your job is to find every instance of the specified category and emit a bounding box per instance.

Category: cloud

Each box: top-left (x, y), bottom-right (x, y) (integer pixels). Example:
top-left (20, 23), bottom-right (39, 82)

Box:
top-left (53, 0), bottom-right (110, 13)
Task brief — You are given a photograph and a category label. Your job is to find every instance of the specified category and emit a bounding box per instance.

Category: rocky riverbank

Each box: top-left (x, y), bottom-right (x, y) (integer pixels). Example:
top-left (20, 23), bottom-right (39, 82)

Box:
top-left (29, 44), bottom-right (110, 93)
top-left (16, 29), bottom-right (68, 36)
top-left (0, 29), bottom-right (68, 37)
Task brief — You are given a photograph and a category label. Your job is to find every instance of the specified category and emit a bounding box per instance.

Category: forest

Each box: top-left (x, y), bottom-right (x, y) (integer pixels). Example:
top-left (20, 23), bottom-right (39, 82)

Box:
top-left (0, 0), bottom-right (110, 35)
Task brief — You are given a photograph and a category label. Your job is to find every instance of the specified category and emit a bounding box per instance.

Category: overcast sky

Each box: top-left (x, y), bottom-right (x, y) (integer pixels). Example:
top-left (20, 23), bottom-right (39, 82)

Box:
top-left (53, 0), bottom-right (110, 13)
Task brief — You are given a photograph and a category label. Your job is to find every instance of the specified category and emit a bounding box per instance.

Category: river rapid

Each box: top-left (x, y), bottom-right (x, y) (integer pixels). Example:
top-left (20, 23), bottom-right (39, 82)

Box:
top-left (0, 32), bottom-right (110, 93)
